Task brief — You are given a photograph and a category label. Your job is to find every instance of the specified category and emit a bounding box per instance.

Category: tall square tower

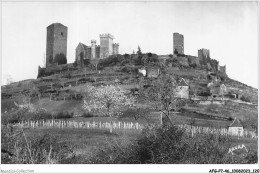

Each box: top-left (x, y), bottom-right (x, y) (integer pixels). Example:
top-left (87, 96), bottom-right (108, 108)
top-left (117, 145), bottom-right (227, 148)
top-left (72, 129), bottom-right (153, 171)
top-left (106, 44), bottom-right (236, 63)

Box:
top-left (100, 33), bottom-right (114, 59)
top-left (46, 23), bottom-right (67, 67)
top-left (173, 33), bottom-right (184, 54)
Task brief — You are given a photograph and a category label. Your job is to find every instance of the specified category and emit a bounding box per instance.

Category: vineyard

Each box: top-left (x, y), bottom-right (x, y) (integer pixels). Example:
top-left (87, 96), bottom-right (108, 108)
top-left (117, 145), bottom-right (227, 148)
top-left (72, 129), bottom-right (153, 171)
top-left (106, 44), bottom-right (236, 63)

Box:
top-left (10, 120), bottom-right (258, 139)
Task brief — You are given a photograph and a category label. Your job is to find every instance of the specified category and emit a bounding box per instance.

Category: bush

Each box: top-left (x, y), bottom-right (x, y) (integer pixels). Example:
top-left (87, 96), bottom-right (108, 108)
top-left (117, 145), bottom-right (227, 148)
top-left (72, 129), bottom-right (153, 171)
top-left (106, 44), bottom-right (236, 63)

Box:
top-left (1, 108), bottom-right (54, 125)
top-left (86, 124), bottom-right (236, 164)
top-left (54, 111), bottom-right (74, 119)
top-left (1, 127), bottom-right (73, 164)
top-left (240, 95), bottom-right (251, 103)
top-left (54, 53), bottom-right (67, 65)
top-left (81, 112), bottom-right (96, 118)
top-left (120, 108), bottom-right (151, 120)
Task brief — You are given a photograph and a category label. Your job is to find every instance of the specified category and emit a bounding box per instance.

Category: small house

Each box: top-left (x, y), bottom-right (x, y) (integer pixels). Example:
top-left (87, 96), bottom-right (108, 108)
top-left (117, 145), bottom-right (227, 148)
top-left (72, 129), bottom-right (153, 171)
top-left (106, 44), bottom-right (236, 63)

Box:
top-left (176, 78), bottom-right (189, 99)
top-left (228, 118), bottom-right (244, 136)
top-left (138, 68), bottom-right (146, 76)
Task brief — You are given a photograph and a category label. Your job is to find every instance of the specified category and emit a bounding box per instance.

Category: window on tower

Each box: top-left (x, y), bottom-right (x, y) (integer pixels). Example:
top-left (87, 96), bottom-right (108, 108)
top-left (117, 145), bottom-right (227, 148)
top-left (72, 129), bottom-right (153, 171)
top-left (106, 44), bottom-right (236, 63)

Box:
top-left (61, 32), bottom-right (63, 36)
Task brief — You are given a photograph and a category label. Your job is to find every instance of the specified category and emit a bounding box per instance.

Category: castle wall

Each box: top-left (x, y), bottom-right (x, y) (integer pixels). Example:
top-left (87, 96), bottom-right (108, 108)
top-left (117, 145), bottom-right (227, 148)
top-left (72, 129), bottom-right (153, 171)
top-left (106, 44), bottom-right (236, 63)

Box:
top-left (187, 55), bottom-right (200, 67)
top-left (113, 43), bottom-right (119, 54)
top-left (198, 48), bottom-right (210, 65)
top-left (46, 23), bottom-right (67, 67)
top-left (96, 46), bottom-right (100, 58)
top-left (91, 40), bottom-right (96, 59)
top-left (75, 43), bottom-right (88, 63)
top-left (173, 33), bottom-right (184, 54)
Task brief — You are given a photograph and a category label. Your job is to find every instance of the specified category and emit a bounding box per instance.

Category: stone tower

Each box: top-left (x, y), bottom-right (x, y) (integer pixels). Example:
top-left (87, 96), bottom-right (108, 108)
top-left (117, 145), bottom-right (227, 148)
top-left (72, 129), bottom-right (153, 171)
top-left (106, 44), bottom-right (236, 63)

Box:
top-left (46, 23), bottom-right (67, 67)
top-left (173, 33), bottom-right (184, 54)
top-left (100, 33), bottom-right (114, 59)
top-left (198, 48), bottom-right (210, 65)
top-left (113, 43), bottom-right (119, 55)
top-left (91, 40), bottom-right (96, 59)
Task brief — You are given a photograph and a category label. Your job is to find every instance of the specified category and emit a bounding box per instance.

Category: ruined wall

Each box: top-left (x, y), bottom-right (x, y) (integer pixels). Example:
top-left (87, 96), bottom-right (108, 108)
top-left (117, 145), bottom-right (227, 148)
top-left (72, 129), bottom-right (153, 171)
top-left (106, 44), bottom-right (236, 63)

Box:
top-left (187, 56), bottom-right (200, 67)
top-left (75, 43), bottom-right (88, 63)
top-left (218, 65), bottom-right (226, 73)
top-left (198, 48), bottom-right (210, 65)
top-left (46, 23), bottom-right (67, 67)
top-left (173, 33), bottom-right (184, 54)
top-left (113, 43), bottom-right (119, 55)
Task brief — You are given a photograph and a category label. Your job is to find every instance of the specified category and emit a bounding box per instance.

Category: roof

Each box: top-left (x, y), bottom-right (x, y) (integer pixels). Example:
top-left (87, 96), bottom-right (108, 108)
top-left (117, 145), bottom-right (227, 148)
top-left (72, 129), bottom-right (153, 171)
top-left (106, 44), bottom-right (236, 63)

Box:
top-left (229, 118), bottom-right (243, 127)
top-left (178, 78), bottom-right (188, 86)
top-left (77, 43), bottom-right (88, 50)
top-left (47, 23), bottom-right (67, 28)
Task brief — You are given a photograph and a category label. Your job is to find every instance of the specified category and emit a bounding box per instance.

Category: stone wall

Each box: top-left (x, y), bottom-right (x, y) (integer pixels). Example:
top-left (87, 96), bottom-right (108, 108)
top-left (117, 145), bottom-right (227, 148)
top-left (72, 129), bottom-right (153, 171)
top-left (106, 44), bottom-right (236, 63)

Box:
top-left (113, 43), bottom-right (119, 54)
top-left (187, 56), bottom-right (200, 67)
top-left (198, 48), bottom-right (210, 65)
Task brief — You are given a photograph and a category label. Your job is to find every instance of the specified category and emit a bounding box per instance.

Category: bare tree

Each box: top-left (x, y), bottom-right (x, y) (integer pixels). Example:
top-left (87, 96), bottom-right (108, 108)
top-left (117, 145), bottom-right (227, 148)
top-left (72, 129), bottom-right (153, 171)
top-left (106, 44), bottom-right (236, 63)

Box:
top-left (141, 73), bottom-right (184, 126)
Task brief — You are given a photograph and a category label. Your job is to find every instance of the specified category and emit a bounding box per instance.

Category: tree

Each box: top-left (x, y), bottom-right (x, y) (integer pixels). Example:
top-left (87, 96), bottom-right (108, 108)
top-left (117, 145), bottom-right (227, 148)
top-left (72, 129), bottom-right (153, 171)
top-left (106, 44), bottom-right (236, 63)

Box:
top-left (54, 53), bottom-right (67, 65)
top-left (83, 85), bottom-right (136, 117)
top-left (141, 73), bottom-right (183, 126)
top-left (91, 59), bottom-right (99, 71)
top-left (174, 48), bottom-right (178, 54)
top-left (4, 74), bottom-right (14, 85)
top-left (137, 45), bottom-right (142, 55)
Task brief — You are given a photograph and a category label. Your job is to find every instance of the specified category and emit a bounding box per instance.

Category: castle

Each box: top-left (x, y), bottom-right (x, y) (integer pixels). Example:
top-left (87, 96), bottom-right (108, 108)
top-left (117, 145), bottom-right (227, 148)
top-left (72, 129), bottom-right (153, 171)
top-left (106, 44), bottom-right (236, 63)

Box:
top-left (75, 33), bottom-right (119, 64)
top-left (173, 32), bottom-right (226, 74)
top-left (38, 23), bottom-right (226, 78)
top-left (45, 23), bottom-right (119, 68)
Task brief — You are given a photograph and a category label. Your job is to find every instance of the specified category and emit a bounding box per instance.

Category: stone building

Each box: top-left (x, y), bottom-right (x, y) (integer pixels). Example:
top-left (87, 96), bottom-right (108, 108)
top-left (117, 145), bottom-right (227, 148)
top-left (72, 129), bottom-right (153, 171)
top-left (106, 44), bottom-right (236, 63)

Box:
top-left (75, 43), bottom-right (89, 63)
top-left (198, 48), bottom-right (210, 65)
top-left (228, 118), bottom-right (244, 136)
top-left (173, 33), bottom-right (184, 54)
top-left (100, 33), bottom-right (114, 59)
top-left (113, 43), bottom-right (119, 55)
top-left (75, 33), bottom-right (119, 63)
top-left (46, 23), bottom-right (67, 67)
top-left (176, 78), bottom-right (189, 99)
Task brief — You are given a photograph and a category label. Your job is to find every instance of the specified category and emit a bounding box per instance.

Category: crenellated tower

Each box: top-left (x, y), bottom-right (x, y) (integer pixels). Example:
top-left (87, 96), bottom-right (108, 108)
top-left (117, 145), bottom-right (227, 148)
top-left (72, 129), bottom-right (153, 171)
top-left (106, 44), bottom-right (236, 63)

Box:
top-left (100, 33), bottom-right (114, 59)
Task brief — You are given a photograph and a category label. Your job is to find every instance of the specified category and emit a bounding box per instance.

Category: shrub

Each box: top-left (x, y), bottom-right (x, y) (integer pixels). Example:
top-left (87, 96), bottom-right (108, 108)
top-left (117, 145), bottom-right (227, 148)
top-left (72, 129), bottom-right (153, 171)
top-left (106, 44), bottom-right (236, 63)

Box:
top-left (240, 95), bottom-right (251, 103)
top-left (86, 124), bottom-right (235, 164)
top-left (1, 108), bottom-right (53, 125)
top-left (81, 112), bottom-right (96, 118)
top-left (1, 127), bottom-right (73, 164)
top-left (120, 107), bottom-right (151, 120)
top-left (54, 53), bottom-right (67, 65)
top-left (54, 111), bottom-right (74, 119)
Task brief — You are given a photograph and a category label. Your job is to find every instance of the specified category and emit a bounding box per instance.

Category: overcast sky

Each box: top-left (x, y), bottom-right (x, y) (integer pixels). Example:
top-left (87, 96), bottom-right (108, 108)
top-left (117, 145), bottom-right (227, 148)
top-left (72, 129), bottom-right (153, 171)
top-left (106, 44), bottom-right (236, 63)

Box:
top-left (1, 1), bottom-right (258, 88)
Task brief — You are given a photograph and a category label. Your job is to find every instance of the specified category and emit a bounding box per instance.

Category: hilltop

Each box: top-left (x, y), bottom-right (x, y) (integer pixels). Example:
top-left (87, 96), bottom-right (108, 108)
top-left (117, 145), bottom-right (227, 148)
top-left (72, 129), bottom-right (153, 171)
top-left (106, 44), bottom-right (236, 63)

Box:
top-left (1, 53), bottom-right (258, 126)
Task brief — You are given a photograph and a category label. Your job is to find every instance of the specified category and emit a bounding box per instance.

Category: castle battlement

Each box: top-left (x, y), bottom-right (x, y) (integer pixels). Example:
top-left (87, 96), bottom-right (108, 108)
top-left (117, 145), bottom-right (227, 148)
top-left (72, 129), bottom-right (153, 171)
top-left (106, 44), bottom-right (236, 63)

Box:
top-left (100, 33), bottom-right (114, 39)
top-left (91, 40), bottom-right (96, 43)
top-left (113, 43), bottom-right (119, 46)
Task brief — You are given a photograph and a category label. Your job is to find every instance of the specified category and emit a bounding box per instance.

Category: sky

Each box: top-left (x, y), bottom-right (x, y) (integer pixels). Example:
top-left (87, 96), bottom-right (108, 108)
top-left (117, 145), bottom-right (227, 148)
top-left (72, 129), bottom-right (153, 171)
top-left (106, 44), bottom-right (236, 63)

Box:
top-left (1, 1), bottom-right (259, 88)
